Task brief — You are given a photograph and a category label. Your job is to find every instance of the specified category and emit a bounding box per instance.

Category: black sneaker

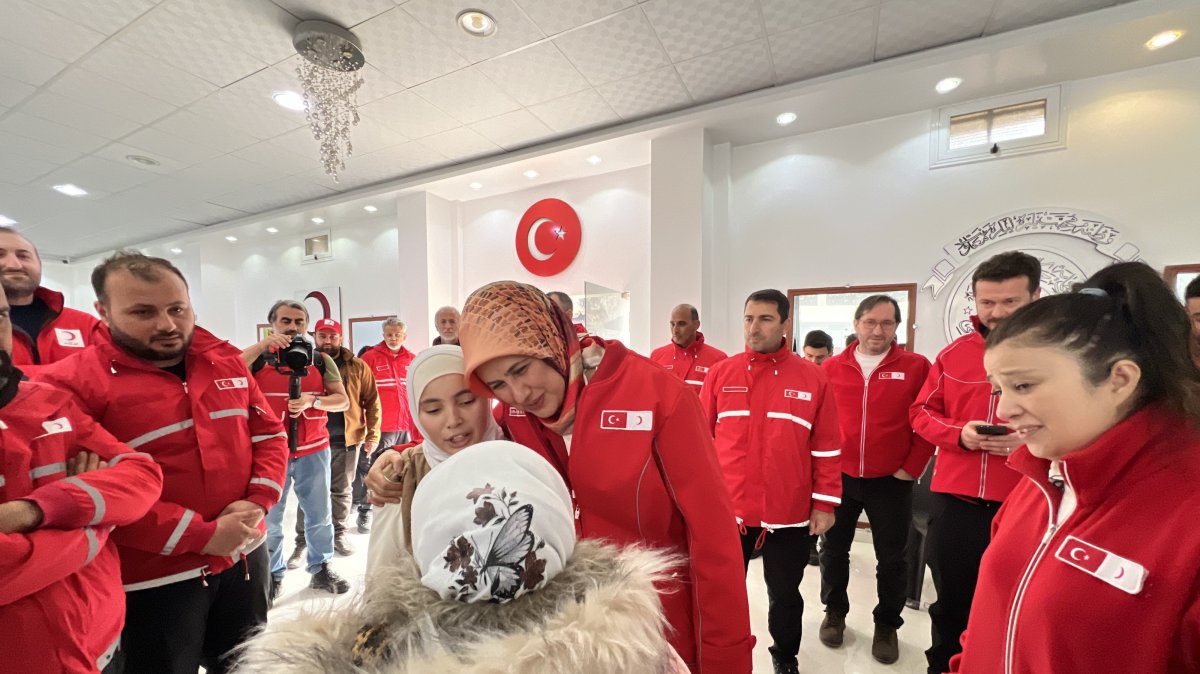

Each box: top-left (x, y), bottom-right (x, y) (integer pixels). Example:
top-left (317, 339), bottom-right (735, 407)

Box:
top-left (771, 656), bottom-right (800, 674)
top-left (334, 533), bottom-right (356, 556)
top-left (310, 563), bottom-right (350, 594)
top-left (819, 612), bottom-right (846, 648)
top-left (269, 576), bottom-right (283, 605)
top-left (356, 510), bottom-right (371, 534)
top-left (286, 543), bottom-right (306, 570)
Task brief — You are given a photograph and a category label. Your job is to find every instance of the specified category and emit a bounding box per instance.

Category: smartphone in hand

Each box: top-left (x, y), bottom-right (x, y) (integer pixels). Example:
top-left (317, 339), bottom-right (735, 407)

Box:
top-left (975, 424), bottom-right (1012, 436)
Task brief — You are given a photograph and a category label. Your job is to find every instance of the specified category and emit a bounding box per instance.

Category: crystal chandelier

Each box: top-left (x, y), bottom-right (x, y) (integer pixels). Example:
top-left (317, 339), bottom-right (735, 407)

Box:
top-left (292, 21), bottom-right (365, 183)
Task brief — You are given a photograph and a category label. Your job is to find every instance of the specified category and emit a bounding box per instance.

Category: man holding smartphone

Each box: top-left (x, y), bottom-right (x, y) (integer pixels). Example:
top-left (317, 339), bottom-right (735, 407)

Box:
top-left (910, 251), bottom-right (1041, 674)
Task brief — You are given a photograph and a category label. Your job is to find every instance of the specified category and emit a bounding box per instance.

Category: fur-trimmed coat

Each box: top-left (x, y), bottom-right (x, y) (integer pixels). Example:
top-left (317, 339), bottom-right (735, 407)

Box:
top-left (235, 541), bottom-right (686, 674)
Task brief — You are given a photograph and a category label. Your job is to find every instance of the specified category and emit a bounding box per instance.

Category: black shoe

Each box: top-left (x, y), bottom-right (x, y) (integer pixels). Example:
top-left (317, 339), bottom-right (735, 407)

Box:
top-left (269, 576), bottom-right (283, 605)
top-left (771, 655), bottom-right (800, 674)
top-left (356, 510), bottom-right (371, 534)
top-left (334, 533), bottom-right (355, 556)
top-left (819, 612), bottom-right (846, 648)
top-left (310, 563), bottom-right (350, 594)
top-left (286, 543), bottom-right (306, 570)
top-left (872, 624), bottom-right (899, 664)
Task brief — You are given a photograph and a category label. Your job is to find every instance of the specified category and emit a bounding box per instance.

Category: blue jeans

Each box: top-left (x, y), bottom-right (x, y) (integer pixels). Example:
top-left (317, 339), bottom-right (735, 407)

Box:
top-left (266, 449), bottom-right (333, 576)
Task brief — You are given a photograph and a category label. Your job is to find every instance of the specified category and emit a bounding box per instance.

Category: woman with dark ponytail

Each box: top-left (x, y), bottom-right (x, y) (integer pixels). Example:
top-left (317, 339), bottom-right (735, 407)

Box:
top-left (950, 261), bottom-right (1200, 673)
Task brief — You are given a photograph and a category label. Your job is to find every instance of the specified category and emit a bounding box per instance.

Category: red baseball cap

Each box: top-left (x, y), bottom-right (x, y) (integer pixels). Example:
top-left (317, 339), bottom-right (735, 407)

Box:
top-left (314, 318), bottom-right (342, 334)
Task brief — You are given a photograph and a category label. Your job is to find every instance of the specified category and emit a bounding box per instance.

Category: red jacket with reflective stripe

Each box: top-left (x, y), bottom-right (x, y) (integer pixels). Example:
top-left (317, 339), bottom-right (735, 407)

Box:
top-left (10, 287), bottom-right (101, 378)
top-left (823, 342), bottom-right (935, 479)
top-left (700, 340), bottom-right (842, 527)
top-left (650, 332), bottom-right (728, 392)
top-left (909, 318), bottom-right (1022, 501)
top-left (497, 339), bottom-right (754, 674)
top-left (252, 357), bottom-right (330, 458)
top-left (36, 326), bottom-right (289, 589)
top-left (360, 343), bottom-right (418, 437)
top-left (0, 380), bottom-right (162, 674)
top-left (952, 406), bottom-right (1200, 674)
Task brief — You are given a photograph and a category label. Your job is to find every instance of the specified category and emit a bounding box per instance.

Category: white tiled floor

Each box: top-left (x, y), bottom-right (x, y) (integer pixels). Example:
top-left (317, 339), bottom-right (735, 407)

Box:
top-left (271, 506), bottom-right (934, 674)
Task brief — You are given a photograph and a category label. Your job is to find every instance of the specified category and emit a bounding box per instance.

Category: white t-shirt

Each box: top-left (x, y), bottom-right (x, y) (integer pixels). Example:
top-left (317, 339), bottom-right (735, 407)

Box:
top-left (854, 347), bottom-right (887, 377)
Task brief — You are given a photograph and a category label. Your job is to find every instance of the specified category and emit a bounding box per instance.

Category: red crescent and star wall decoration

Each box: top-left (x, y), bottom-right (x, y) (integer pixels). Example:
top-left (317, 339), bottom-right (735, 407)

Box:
top-left (515, 198), bottom-right (581, 277)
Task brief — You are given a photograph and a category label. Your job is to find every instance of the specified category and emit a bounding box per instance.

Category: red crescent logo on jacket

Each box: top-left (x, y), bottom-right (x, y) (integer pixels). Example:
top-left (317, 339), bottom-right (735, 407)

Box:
top-left (600, 410), bottom-right (653, 431)
top-left (784, 389), bottom-right (812, 401)
top-left (1054, 535), bottom-right (1147, 595)
top-left (877, 371), bottom-right (905, 380)
top-left (215, 377), bottom-right (249, 390)
top-left (40, 417), bottom-right (73, 436)
top-left (695, 366), bottom-right (710, 373)
top-left (515, 198), bottom-right (581, 277)
top-left (508, 407), bottom-right (526, 417)
top-left (54, 328), bottom-right (85, 348)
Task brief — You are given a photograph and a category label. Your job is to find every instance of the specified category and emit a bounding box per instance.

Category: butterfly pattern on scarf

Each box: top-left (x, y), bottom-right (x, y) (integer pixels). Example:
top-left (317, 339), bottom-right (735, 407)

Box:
top-left (441, 483), bottom-right (549, 603)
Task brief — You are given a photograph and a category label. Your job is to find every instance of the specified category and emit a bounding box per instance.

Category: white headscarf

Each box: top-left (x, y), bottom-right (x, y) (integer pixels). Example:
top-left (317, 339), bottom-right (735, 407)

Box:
top-left (406, 345), bottom-right (504, 467)
top-left (410, 441), bottom-right (576, 604)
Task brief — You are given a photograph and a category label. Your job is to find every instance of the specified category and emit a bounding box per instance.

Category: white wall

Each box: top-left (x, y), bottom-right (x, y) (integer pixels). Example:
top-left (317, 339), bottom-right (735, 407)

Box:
top-left (716, 56), bottom-right (1200, 358)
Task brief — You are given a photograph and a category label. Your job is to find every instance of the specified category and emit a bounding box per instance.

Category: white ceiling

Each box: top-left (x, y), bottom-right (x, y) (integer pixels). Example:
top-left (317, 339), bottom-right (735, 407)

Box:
top-left (0, 0), bottom-right (1159, 258)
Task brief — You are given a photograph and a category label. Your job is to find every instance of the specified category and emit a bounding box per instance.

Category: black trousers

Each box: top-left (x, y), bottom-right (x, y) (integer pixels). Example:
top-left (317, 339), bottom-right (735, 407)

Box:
top-left (295, 439), bottom-right (357, 541)
top-left (820, 474), bottom-right (913, 628)
top-left (741, 525), bottom-right (808, 661)
top-left (120, 545), bottom-right (270, 674)
top-left (352, 430), bottom-right (406, 513)
top-left (924, 492), bottom-right (1002, 674)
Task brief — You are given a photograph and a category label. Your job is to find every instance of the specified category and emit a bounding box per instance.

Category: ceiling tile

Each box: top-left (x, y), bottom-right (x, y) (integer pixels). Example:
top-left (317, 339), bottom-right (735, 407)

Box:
top-left (47, 69), bottom-right (177, 125)
top-left (0, 0), bottom-right (107, 62)
top-left (770, 7), bottom-right (877, 82)
top-left (354, 8), bottom-right (469, 87)
top-left (116, 7), bottom-right (271, 87)
top-left (0, 153), bottom-right (59, 186)
top-left (27, 0), bottom-right (160, 36)
top-left (93, 143), bottom-right (190, 175)
top-left (0, 112), bottom-right (110, 154)
top-left (18, 91), bottom-right (143, 140)
top-left (358, 91), bottom-right (461, 138)
top-left (121, 126), bottom-right (225, 166)
top-left (676, 38), bottom-right (775, 102)
top-left (417, 127), bottom-right (502, 162)
top-left (985, 0), bottom-right (1117, 35)
top-left (528, 88), bottom-right (620, 134)
top-left (336, 142), bottom-right (448, 186)
top-left (596, 66), bottom-right (692, 119)
top-left (875, 0), bottom-right (993, 60)
top-left (514, 0), bottom-right (637, 35)
top-left (401, 0), bottom-right (545, 63)
top-left (554, 8), bottom-right (670, 86)
top-left (477, 42), bottom-right (590, 106)
top-left (188, 90), bottom-right (307, 140)
top-left (0, 130), bottom-right (84, 164)
top-left (172, 155), bottom-right (287, 199)
top-left (0, 37), bottom-right (69, 87)
top-left (0, 74), bottom-right (36, 108)
top-left (343, 116), bottom-right (409, 154)
top-left (232, 141), bottom-right (321, 176)
top-left (75, 41), bottom-right (218, 107)
top-left (410, 67), bottom-right (521, 124)
top-left (151, 110), bottom-right (260, 155)
top-left (356, 64), bottom-right (408, 104)
top-left (269, 0), bottom-right (398, 27)
top-left (642, 0), bottom-right (765, 62)
top-left (759, 0), bottom-right (880, 34)
top-left (469, 109), bottom-right (555, 150)
top-left (42, 156), bottom-right (160, 195)
top-left (165, 0), bottom-right (299, 65)
top-left (210, 175), bottom-right (338, 213)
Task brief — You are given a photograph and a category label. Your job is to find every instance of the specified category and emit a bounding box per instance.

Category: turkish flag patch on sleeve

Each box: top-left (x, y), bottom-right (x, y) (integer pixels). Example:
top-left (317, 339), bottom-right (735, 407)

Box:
top-left (600, 410), bottom-right (653, 431)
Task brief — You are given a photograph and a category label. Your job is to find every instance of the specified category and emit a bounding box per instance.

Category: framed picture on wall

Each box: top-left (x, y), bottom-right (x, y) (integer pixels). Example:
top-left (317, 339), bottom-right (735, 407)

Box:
top-left (786, 284), bottom-right (919, 355)
top-left (349, 315), bottom-right (396, 355)
top-left (255, 324), bottom-right (272, 342)
top-left (1165, 264), bottom-right (1200, 302)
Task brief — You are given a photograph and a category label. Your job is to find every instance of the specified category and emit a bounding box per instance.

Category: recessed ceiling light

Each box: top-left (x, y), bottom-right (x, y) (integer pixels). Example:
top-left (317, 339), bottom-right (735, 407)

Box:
top-left (125, 154), bottom-right (160, 167)
top-left (169, 247), bottom-right (183, 254)
top-left (225, 236), bottom-right (238, 242)
top-left (363, 205), bottom-right (378, 213)
top-left (52, 183), bottom-right (88, 197)
top-left (775, 112), bottom-right (797, 126)
top-left (1146, 30), bottom-right (1184, 50)
top-left (272, 90), bottom-right (305, 111)
top-left (457, 10), bottom-right (497, 37)
top-left (266, 227), bottom-right (279, 233)
top-left (935, 77), bottom-right (963, 94)
top-left (523, 170), bottom-right (539, 179)
top-left (586, 155), bottom-right (602, 165)
top-left (0, 215), bottom-right (16, 226)
top-left (469, 182), bottom-right (483, 190)
top-left (310, 217), bottom-right (324, 224)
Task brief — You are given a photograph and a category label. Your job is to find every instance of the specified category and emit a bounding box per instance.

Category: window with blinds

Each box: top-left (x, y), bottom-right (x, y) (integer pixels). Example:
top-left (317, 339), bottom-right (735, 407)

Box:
top-left (931, 86), bottom-right (1064, 167)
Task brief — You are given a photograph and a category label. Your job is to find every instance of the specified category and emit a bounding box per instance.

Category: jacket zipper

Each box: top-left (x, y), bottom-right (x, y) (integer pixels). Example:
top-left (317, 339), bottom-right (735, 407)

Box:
top-left (858, 371), bottom-right (869, 477)
top-left (980, 392), bottom-right (999, 497)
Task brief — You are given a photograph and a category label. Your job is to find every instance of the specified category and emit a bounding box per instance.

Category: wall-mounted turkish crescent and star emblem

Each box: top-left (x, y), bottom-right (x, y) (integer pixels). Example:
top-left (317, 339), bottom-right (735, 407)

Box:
top-left (516, 198), bottom-right (581, 277)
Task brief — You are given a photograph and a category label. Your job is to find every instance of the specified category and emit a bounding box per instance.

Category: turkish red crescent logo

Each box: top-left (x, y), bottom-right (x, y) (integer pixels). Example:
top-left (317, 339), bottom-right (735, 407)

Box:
top-left (515, 198), bottom-right (581, 277)
top-left (304, 291), bottom-right (332, 320)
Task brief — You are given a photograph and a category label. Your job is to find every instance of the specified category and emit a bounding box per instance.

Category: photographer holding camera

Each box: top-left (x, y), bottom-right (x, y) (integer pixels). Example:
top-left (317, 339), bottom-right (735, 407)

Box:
top-left (242, 300), bottom-right (350, 600)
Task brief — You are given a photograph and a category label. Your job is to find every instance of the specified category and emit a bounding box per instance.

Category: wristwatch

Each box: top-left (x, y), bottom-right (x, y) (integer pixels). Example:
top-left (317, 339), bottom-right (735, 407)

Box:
top-left (312, 397), bottom-right (322, 410)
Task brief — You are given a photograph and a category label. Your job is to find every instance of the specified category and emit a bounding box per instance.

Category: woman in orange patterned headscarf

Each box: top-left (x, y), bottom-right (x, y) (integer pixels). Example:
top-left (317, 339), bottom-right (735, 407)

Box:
top-left (457, 281), bottom-right (755, 674)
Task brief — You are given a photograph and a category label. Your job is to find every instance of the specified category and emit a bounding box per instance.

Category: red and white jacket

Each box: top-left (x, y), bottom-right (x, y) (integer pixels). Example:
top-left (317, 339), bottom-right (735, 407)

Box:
top-left (360, 343), bottom-right (417, 437)
top-left (650, 332), bottom-right (728, 392)
top-left (497, 338), bottom-right (754, 674)
top-left (910, 318), bottom-right (1021, 502)
top-left (952, 406), bottom-right (1200, 674)
top-left (11, 287), bottom-right (101, 377)
top-left (252, 355), bottom-right (330, 459)
top-left (1, 380), bottom-right (162, 674)
top-left (700, 339), bottom-right (842, 529)
top-left (823, 341), bottom-right (934, 479)
top-left (37, 326), bottom-right (288, 590)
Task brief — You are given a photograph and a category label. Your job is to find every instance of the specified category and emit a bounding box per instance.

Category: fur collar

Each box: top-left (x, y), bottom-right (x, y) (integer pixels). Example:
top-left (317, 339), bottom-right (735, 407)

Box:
top-left (235, 541), bottom-right (679, 674)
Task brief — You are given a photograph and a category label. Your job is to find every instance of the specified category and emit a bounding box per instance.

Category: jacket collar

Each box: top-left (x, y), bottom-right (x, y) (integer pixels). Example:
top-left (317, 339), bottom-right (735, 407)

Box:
top-left (372, 342), bottom-right (412, 359)
top-left (744, 337), bottom-right (790, 364)
top-left (95, 324), bottom-right (234, 376)
top-left (672, 331), bottom-right (706, 354)
top-left (33, 286), bottom-right (66, 314)
top-left (831, 340), bottom-right (903, 373)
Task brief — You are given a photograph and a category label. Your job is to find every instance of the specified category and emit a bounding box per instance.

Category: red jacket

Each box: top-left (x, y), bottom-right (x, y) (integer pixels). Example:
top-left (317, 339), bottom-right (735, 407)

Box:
top-left (252, 358), bottom-right (330, 458)
top-left (910, 318), bottom-right (1021, 501)
top-left (650, 332), bottom-right (728, 392)
top-left (1, 380), bottom-right (162, 674)
top-left (36, 326), bottom-right (289, 589)
top-left (11, 287), bottom-right (101, 377)
top-left (952, 406), bottom-right (1200, 674)
top-left (701, 340), bottom-right (842, 527)
top-left (497, 339), bottom-right (754, 674)
top-left (360, 343), bottom-right (417, 436)
top-left (823, 342), bottom-right (934, 479)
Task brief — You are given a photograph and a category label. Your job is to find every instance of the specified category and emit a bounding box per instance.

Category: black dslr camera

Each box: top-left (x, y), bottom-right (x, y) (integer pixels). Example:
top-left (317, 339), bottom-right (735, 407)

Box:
top-left (269, 335), bottom-right (315, 453)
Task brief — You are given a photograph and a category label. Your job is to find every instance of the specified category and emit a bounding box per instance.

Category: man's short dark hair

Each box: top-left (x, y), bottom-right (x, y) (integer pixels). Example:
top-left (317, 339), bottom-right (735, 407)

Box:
top-left (845, 333), bottom-right (856, 347)
top-left (855, 295), bottom-right (902, 323)
top-left (546, 291), bottom-right (573, 313)
top-left (0, 226), bottom-right (40, 259)
top-left (1186, 275), bottom-right (1200, 301)
top-left (972, 251), bottom-right (1041, 294)
top-left (268, 300), bottom-right (309, 323)
top-left (803, 330), bottom-right (833, 352)
top-left (745, 289), bottom-right (789, 321)
top-left (91, 250), bottom-right (188, 305)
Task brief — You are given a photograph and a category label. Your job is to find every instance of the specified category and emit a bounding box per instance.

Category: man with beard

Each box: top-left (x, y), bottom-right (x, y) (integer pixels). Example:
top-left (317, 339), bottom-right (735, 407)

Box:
top-left (1186, 275), bottom-right (1200, 368)
top-left (242, 300), bottom-right (350, 599)
top-left (288, 318), bottom-right (379, 565)
top-left (910, 251), bottom-right (1040, 674)
top-left (0, 227), bottom-right (100, 375)
top-left (431, 305), bottom-right (460, 345)
top-left (36, 251), bottom-right (288, 674)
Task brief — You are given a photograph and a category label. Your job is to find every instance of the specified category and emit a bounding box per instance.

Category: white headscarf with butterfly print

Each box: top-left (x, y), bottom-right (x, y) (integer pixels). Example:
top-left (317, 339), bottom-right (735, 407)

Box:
top-left (410, 441), bottom-right (576, 604)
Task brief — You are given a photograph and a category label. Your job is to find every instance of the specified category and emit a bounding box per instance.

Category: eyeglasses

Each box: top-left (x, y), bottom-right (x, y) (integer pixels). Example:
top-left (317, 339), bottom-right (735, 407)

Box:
top-left (858, 320), bottom-right (898, 331)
